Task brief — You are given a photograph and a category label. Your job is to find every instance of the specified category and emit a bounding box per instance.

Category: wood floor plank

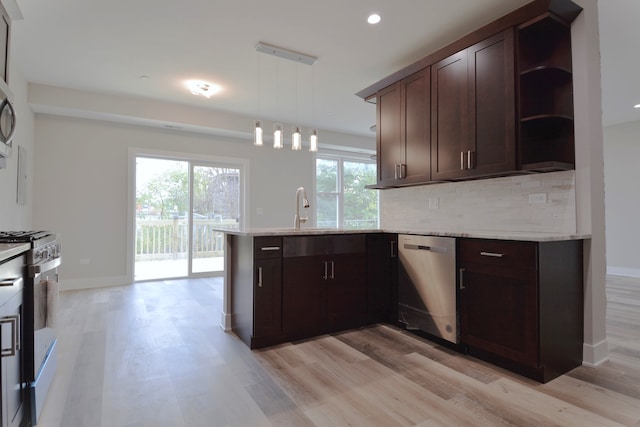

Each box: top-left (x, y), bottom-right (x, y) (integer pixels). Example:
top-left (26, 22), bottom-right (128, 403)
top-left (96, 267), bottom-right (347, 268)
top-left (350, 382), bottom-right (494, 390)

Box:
top-left (36, 275), bottom-right (640, 427)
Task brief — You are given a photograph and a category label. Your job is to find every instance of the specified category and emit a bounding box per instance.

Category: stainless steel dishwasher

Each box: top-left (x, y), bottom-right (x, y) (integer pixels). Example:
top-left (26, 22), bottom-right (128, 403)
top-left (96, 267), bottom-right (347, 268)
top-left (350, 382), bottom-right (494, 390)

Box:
top-left (398, 234), bottom-right (458, 343)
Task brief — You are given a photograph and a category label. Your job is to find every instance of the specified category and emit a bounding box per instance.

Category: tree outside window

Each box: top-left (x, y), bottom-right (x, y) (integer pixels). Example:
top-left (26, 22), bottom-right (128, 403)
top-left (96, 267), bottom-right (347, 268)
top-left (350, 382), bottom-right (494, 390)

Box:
top-left (315, 156), bottom-right (378, 229)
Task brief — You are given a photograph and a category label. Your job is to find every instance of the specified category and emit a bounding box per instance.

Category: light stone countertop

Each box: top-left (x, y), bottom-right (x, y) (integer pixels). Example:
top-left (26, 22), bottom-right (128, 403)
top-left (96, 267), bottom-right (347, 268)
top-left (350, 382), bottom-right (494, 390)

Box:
top-left (213, 227), bottom-right (590, 242)
top-left (0, 242), bottom-right (30, 263)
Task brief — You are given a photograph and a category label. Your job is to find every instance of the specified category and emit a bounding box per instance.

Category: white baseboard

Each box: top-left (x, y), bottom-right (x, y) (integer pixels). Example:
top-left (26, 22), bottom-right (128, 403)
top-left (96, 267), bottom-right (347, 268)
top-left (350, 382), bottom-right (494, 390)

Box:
top-left (220, 311), bottom-right (232, 332)
top-left (607, 266), bottom-right (640, 278)
top-left (60, 275), bottom-right (131, 291)
top-left (582, 339), bottom-right (609, 367)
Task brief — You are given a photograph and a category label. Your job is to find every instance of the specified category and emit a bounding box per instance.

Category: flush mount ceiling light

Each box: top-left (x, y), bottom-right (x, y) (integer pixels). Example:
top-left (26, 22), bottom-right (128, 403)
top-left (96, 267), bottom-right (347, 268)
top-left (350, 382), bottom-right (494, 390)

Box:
top-left (368, 14), bottom-right (381, 24)
top-left (185, 80), bottom-right (221, 98)
top-left (253, 41), bottom-right (320, 152)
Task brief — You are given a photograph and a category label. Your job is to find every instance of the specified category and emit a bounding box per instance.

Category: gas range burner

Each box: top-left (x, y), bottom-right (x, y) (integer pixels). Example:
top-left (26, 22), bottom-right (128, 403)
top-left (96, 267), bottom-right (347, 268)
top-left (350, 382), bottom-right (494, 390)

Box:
top-left (0, 231), bottom-right (53, 243)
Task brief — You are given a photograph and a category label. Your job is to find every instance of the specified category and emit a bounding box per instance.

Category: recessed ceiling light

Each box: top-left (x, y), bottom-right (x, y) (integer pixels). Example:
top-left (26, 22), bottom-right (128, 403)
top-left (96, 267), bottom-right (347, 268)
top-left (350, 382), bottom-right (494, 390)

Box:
top-left (368, 14), bottom-right (381, 24)
top-left (634, 104), bottom-right (640, 109)
top-left (185, 80), bottom-right (221, 98)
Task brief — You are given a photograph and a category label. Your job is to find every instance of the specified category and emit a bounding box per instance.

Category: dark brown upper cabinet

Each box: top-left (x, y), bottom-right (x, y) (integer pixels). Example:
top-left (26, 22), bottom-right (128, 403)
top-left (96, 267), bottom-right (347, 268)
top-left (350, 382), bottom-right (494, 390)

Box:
top-left (431, 29), bottom-right (515, 181)
top-left (373, 68), bottom-right (431, 188)
top-left (360, 0), bottom-right (582, 189)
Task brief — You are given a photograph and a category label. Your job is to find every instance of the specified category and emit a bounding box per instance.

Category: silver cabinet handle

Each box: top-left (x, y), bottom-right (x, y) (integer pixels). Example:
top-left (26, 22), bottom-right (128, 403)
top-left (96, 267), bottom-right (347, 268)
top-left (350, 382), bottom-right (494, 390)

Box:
top-left (390, 240), bottom-right (397, 258)
top-left (480, 251), bottom-right (504, 258)
top-left (330, 261), bottom-right (335, 280)
top-left (323, 261), bottom-right (328, 280)
top-left (0, 315), bottom-right (19, 357)
top-left (459, 268), bottom-right (466, 290)
top-left (399, 164), bottom-right (406, 179)
top-left (460, 151), bottom-right (465, 170)
top-left (467, 150), bottom-right (473, 170)
top-left (257, 267), bottom-right (263, 287)
top-left (394, 164), bottom-right (399, 179)
top-left (260, 246), bottom-right (280, 251)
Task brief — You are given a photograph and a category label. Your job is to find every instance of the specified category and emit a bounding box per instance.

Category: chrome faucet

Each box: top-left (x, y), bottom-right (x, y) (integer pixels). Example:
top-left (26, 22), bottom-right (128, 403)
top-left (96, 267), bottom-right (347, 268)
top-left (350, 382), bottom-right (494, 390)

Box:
top-left (294, 186), bottom-right (310, 230)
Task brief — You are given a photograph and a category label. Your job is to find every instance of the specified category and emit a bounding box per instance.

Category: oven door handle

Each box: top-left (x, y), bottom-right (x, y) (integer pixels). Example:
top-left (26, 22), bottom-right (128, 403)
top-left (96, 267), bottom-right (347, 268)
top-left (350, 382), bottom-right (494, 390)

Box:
top-left (28, 256), bottom-right (62, 278)
top-left (0, 314), bottom-right (19, 357)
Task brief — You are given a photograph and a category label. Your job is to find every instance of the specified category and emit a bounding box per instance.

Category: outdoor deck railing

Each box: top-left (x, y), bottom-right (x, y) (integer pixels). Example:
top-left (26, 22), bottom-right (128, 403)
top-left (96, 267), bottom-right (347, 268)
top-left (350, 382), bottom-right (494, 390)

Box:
top-left (135, 219), bottom-right (233, 261)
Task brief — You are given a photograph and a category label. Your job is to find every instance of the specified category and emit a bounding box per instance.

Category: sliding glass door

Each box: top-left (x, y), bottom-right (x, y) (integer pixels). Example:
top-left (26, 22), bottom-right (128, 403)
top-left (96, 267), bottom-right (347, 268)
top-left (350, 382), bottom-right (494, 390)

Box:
top-left (190, 165), bottom-right (240, 274)
top-left (135, 156), bottom-right (241, 281)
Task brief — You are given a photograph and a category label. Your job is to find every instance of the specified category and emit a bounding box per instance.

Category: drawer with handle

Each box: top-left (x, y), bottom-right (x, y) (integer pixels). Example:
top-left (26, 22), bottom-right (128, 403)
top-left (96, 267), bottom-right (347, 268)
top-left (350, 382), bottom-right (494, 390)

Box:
top-left (254, 237), bottom-right (282, 259)
top-left (458, 238), bottom-right (537, 272)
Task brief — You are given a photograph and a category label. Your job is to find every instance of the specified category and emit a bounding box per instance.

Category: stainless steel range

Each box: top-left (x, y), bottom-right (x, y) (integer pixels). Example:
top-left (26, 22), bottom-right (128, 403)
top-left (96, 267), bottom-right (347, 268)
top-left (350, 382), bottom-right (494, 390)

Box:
top-left (0, 231), bottom-right (61, 426)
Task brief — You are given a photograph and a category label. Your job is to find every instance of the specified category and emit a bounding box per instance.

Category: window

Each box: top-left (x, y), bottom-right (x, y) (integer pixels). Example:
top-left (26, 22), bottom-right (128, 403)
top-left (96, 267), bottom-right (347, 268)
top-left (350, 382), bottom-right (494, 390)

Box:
top-left (315, 156), bottom-right (379, 229)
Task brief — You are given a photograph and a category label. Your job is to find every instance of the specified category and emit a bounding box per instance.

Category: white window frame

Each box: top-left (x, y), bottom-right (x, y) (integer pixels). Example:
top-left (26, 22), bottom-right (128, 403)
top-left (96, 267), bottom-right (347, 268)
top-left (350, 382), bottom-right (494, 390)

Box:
top-left (314, 153), bottom-right (379, 229)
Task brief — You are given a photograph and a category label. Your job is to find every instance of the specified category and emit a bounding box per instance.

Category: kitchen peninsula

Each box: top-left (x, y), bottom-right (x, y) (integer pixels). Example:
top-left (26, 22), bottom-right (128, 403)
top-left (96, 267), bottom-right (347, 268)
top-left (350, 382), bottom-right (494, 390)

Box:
top-left (218, 226), bottom-right (588, 383)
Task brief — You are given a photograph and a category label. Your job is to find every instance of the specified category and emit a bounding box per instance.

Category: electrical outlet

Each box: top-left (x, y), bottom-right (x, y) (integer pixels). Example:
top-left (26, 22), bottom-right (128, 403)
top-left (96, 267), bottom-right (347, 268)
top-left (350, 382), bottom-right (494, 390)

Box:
top-left (529, 193), bottom-right (547, 204)
top-left (256, 207), bottom-right (264, 216)
top-left (79, 258), bottom-right (90, 265)
top-left (428, 197), bottom-right (439, 209)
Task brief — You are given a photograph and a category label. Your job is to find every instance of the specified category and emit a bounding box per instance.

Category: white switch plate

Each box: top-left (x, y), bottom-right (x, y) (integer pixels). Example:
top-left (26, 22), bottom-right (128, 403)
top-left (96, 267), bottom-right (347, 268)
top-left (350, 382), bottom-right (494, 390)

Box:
top-left (529, 193), bottom-right (547, 204)
top-left (79, 258), bottom-right (90, 265)
top-left (428, 197), bottom-right (439, 209)
top-left (256, 207), bottom-right (264, 215)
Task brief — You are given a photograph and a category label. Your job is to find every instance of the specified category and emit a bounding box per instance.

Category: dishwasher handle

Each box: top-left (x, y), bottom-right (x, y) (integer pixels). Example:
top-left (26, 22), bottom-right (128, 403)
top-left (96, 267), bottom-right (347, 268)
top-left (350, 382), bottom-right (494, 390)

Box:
top-left (403, 243), bottom-right (448, 254)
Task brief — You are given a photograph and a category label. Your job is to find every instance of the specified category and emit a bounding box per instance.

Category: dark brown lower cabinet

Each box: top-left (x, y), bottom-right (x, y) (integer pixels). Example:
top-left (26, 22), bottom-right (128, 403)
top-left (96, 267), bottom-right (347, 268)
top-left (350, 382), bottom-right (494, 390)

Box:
top-left (282, 235), bottom-right (366, 342)
top-left (365, 233), bottom-right (398, 324)
top-left (458, 238), bottom-right (583, 383)
top-left (231, 233), bottom-right (369, 349)
top-left (230, 236), bottom-right (283, 349)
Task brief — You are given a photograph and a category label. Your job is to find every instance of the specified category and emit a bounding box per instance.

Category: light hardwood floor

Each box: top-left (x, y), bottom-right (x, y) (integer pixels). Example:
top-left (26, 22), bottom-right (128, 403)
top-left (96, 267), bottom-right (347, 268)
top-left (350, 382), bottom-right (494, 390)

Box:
top-left (37, 276), bottom-right (640, 427)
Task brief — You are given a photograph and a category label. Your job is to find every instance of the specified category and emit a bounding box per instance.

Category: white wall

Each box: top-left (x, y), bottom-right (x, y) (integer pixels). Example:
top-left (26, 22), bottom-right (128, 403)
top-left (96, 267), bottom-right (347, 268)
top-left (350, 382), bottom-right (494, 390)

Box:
top-left (31, 113), bottom-right (320, 290)
top-left (0, 65), bottom-right (34, 229)
top-left (603, 120), bottom-right (640, 277)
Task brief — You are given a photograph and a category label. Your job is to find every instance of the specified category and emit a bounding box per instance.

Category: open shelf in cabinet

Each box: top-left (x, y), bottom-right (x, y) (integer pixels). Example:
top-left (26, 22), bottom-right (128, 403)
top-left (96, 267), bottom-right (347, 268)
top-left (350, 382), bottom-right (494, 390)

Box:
top-left (519, 116), bottom-right (574, 170)
top-left (518, 12), bottom-right (575, 172)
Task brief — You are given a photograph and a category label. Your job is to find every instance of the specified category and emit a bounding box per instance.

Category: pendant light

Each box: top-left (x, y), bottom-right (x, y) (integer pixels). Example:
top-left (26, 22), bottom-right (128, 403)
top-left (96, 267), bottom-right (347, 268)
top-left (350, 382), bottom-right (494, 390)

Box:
top-left (254, 53), bottom-right (263, 146)
top-left (252, 42), bottom-right (319, 152)
top-left (309, 129), bottom-right (318, 152)
top-left (254, 121), bottom-right (263, 146)
top-left (309, 66), bottom-right (319, 152)
top-left (273, 58), bottom-right (283, 149)
top-left (273, 123), bottom-right (284, 149)
top-left (291, 63), bottom-right (302, 150)
top-left (292, 127), bottom-right (302, 150)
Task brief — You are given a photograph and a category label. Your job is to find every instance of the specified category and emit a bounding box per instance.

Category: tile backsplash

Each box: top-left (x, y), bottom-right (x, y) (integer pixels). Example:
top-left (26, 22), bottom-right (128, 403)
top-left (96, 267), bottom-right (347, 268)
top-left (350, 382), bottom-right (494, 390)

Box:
top-left (380, 170), bottom-right (576, 234)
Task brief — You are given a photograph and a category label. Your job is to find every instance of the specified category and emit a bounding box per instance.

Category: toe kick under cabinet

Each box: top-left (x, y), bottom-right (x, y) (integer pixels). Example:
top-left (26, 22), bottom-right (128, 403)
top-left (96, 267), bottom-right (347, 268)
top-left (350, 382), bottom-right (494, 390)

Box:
top-left (458, 238), bottom-right (583, 383)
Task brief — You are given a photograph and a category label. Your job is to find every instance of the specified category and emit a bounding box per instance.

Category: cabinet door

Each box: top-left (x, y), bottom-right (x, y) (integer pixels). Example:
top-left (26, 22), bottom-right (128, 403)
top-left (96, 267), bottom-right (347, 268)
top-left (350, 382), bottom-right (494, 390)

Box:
top-left (431, 50), bottom-right (469, 180)
top-left (376, 83), bottom-right (402, 186)
top-left (401, 68), bottom-right (431, 184)
top-left (327, 252), bottom-right (366, 331)
top-left (459, 240), bottom-right (539, 369)
top-left (468, 29), bottom-right (515, 176)
top-left (282, 255), bottom-right (326, 340)
top-left (253, 258), bottom-right (282, 339)
top-left (366, 234), bottom-right (397, 324)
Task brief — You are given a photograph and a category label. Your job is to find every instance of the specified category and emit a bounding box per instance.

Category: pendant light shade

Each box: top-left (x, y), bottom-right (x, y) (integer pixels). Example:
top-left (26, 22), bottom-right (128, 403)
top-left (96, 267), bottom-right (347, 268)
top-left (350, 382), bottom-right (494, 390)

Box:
top-left (292, 127), bottom-right (302, 150)
top-left (309, 129), bottom-right (318, 152)
top-left (254, 120), bottom-right (263, 146)
top-left (273, 123), bottom-right (284, 149)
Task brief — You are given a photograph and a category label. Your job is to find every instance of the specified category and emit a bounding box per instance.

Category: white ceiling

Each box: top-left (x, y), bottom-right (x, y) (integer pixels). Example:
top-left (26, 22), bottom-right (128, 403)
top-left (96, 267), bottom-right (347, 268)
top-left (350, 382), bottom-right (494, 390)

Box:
top-left (8, 0), bottom-right (640, 140)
